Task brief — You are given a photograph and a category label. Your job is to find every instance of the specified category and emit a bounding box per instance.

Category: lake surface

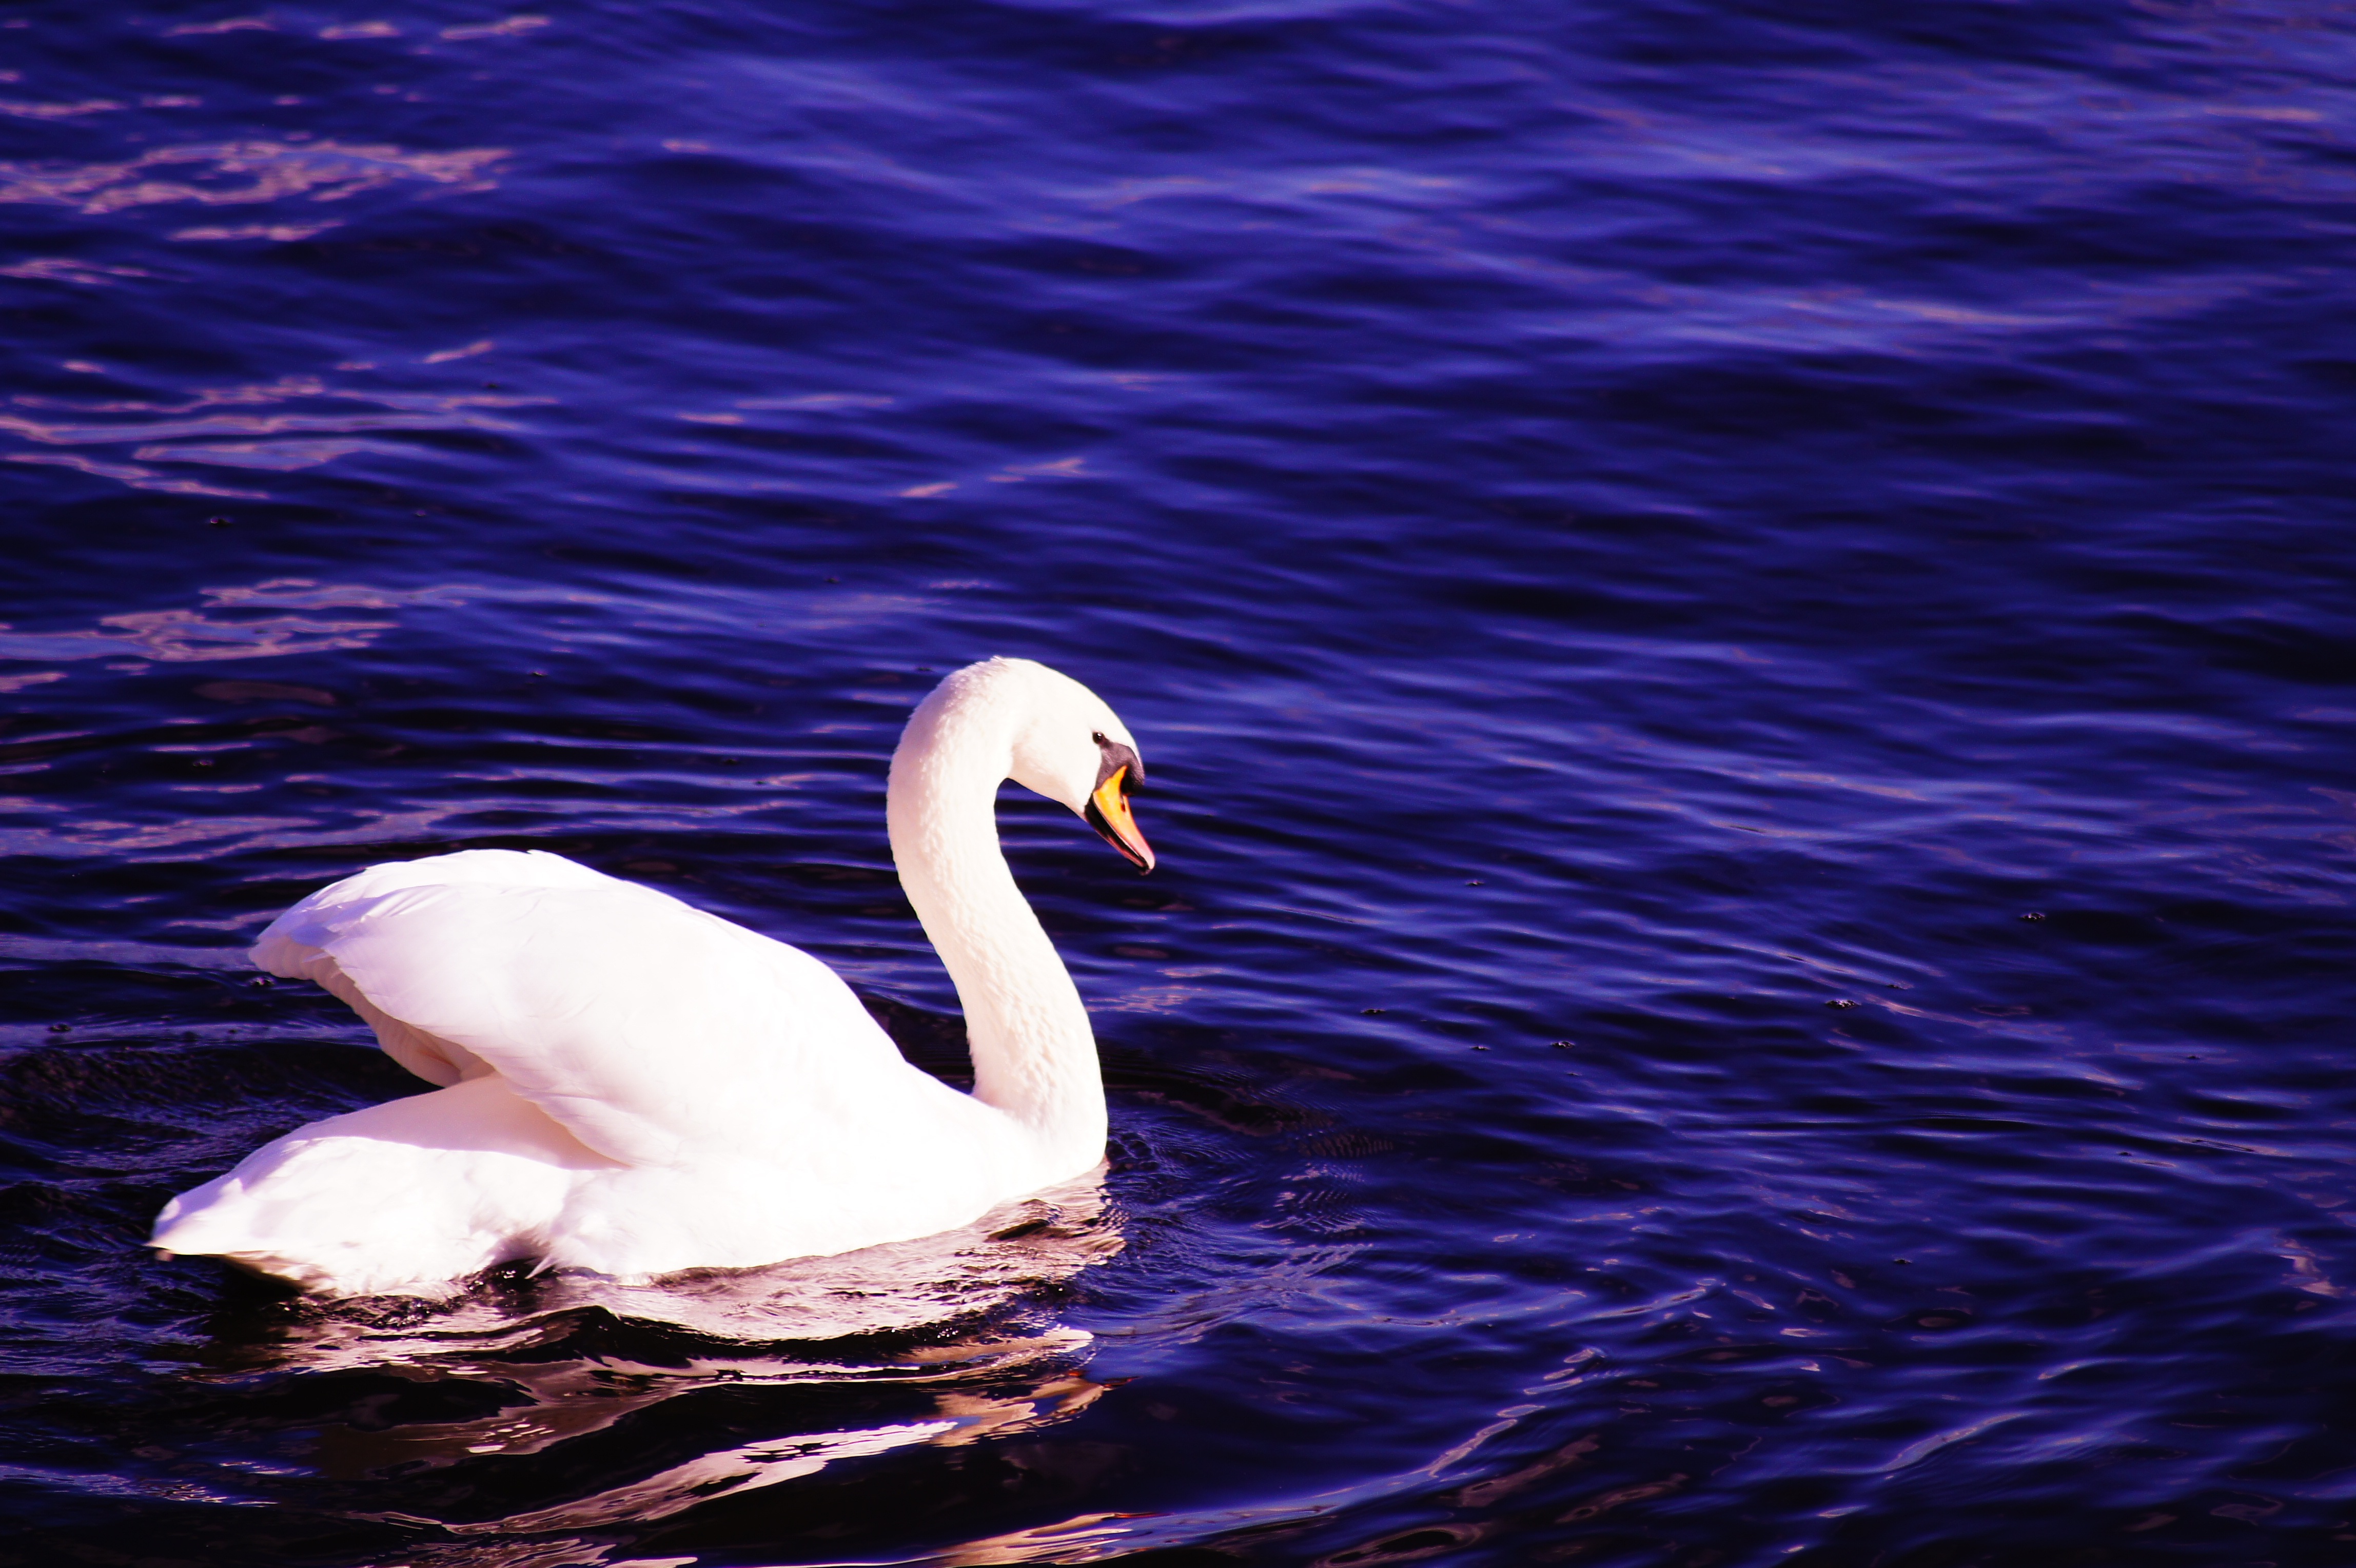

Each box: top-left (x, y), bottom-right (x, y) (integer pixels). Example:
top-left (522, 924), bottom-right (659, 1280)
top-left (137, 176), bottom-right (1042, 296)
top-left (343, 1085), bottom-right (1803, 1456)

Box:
top-left (5, 1), bottom-right (2355, 1563)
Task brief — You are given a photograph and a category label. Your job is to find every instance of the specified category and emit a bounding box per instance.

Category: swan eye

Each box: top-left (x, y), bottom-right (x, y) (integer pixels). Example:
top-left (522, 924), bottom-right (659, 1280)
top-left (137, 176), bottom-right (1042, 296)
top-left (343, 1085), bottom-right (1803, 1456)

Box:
top-left (1091, 731), bottom-right (1108, 747)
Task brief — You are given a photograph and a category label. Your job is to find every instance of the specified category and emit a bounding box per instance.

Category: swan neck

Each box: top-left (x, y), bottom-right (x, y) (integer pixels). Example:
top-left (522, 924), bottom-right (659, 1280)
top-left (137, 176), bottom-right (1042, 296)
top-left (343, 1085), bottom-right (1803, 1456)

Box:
top-left (887, 688), bottom-right (1104, 1165)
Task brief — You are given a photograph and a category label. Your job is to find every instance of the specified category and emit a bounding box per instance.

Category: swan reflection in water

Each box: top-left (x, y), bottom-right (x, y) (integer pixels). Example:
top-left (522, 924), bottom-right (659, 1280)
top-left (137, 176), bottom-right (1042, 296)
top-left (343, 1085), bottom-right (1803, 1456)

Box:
top-left (179, 1172), bottom-right (1122, 1546)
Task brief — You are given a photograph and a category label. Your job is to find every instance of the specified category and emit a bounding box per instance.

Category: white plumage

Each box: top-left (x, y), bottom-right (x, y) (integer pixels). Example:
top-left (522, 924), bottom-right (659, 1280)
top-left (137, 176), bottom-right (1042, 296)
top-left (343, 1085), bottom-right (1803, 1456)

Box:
top-left (150, 657), bottom-right (1155, 1297)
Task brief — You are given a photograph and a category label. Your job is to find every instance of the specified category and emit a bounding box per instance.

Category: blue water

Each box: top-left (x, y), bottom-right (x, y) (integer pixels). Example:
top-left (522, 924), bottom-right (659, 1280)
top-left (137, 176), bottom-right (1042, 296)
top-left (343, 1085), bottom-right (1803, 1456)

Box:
top-left (5, 0), bottom-right (2356, 1562)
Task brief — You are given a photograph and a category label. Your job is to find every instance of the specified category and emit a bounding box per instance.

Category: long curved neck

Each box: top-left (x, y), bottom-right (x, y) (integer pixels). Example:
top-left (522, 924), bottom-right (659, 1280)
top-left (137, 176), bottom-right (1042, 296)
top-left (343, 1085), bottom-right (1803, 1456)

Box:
top-left (887, 681), bottom-right (1105, 1168)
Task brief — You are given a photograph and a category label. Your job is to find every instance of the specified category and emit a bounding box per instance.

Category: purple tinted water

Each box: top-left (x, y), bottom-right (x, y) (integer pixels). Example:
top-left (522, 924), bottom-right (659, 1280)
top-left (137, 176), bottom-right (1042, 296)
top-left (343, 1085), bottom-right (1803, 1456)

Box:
top-left (4, 1), bottom-right (2355, 1563)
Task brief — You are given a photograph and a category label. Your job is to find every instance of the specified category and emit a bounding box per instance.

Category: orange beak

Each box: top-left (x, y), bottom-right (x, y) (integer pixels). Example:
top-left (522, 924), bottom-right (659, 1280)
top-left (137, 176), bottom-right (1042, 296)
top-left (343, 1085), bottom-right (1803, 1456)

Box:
top-left (1084, 764), bottom-right (1154, 873)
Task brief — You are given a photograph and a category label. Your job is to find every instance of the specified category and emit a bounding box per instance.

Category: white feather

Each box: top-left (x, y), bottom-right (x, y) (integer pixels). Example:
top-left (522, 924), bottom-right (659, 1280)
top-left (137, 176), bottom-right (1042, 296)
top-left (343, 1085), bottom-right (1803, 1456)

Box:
top-left (151, 658), bottom-right (1150, 1297)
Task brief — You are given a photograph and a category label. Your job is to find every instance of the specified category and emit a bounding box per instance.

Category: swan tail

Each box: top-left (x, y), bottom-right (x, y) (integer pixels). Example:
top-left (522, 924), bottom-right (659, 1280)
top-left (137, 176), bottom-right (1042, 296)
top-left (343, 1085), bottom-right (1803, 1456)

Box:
top-left (149, 1077), bottom-right (606, 1297)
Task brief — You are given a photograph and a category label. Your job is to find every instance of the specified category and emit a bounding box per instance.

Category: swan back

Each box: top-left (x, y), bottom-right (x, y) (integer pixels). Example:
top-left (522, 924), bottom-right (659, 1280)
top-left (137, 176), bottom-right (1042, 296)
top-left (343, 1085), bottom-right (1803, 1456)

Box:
top-left (251, 849), bottom-right (913, 1167)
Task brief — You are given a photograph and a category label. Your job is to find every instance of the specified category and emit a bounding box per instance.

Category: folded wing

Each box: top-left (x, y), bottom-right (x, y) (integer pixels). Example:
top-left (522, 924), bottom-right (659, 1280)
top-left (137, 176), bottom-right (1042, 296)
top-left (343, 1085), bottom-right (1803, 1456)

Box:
top-left (252, 849), bottom-right (909, 1168)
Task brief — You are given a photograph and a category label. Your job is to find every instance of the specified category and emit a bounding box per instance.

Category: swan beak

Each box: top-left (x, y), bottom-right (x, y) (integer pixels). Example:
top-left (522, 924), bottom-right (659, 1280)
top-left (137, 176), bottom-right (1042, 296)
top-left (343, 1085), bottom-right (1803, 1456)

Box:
top-left (1085, 766), bottom-right (1154, 873)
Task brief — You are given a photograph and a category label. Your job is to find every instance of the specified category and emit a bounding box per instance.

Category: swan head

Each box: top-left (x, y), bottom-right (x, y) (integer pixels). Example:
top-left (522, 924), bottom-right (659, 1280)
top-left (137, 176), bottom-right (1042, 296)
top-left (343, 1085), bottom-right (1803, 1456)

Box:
top-left (1005, 662), bottom-right (1154, 874)
top-left (907, 658), bottom-right (1154, 873)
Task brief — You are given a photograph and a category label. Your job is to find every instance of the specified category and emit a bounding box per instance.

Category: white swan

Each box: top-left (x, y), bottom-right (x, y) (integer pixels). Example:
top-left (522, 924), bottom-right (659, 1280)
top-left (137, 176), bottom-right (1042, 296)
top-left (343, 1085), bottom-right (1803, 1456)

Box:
top-left (149, 657), bottom-right (1155, 1298)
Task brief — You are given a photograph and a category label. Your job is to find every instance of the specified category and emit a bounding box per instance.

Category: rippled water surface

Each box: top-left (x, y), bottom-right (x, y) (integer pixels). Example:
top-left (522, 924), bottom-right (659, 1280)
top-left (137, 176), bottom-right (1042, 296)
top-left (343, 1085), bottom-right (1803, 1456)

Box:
top-left (6, 1), bottom-right (2356, 1563)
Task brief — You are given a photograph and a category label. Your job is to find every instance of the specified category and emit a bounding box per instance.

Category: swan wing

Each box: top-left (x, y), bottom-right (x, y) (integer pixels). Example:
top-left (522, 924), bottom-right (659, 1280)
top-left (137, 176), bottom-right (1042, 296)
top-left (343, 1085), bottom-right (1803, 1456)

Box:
top-left (251, 849), bottom-right (911, 1167)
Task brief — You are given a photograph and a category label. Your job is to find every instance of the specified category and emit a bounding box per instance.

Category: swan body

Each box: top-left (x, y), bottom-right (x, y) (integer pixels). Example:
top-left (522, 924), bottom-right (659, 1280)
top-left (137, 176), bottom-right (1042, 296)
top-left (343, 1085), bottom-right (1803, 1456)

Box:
top-left (150, 657), bottom-right (1155, 1297)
